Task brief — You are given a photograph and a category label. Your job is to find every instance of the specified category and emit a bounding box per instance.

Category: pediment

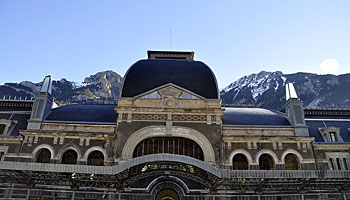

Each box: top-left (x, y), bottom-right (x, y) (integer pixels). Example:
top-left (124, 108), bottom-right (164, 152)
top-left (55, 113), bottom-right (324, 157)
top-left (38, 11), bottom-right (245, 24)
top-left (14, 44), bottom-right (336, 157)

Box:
top-left (136, 84), bottom-right (203, 100)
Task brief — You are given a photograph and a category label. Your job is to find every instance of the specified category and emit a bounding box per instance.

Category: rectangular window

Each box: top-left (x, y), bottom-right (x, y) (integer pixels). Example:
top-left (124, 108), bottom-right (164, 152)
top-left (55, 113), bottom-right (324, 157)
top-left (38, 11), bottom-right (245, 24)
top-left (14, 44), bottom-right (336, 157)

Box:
top-left (336, 158), bottom-right (342, 170)
top-left (329, 132), bottom-right (338, 142)
top-left (329, 158), bottom-right (335, 170)
top-left (344, 158), bottom-right (348, 170)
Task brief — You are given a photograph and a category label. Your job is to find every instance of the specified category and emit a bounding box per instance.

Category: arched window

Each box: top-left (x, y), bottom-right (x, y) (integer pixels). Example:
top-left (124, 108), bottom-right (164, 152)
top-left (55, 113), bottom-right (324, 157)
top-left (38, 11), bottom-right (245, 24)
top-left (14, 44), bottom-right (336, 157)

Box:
top-left (259, 154), bottom-right (275, 170)
top-left (285, 154), bottom-right (299, 170)
top-left (36, 148), bottom-right (51, 163)
top-left (62, 150), bottom-right (78, 164)
top-left (133, 137), bottom-right (204, 161)
top-left (87, 151), bottom-right (104, 166)
top-left (232, 154), bottom-right (249, 170)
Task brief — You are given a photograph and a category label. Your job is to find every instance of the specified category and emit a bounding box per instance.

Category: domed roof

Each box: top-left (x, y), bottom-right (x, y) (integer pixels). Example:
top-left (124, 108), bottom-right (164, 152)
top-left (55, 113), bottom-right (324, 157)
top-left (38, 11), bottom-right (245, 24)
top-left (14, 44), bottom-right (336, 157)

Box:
top-left (121, 58), bottom-right (219, 99)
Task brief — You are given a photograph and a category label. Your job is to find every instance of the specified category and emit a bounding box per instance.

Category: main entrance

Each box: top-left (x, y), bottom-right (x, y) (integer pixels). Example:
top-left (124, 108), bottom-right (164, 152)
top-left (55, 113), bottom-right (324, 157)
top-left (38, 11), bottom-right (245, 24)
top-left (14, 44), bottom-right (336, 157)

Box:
top-left (156, 188), bottom-right (180, 200)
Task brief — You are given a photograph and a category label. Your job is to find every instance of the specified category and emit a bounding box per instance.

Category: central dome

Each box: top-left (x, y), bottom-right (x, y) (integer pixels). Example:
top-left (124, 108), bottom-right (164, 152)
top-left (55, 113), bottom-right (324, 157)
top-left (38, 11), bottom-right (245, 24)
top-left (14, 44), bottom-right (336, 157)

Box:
top-left (120, 51), bottom-right (219, 99)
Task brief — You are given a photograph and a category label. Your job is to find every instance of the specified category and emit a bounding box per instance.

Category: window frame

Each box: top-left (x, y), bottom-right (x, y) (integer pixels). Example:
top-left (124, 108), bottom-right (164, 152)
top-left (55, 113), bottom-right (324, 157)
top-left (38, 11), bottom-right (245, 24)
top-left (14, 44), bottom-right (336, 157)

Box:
top-left (326, 152), bottom-right (350, 170)
top-left (0, 119), bottom-right (12, 135)
top-left (319, 127), bottom-right (343, 143)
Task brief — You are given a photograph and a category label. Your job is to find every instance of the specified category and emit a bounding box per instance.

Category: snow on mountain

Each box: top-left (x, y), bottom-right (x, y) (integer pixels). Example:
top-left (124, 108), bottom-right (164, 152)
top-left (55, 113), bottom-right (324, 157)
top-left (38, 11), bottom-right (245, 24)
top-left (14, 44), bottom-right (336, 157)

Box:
top-left (221, 71), bottom-right (285, 103)
top-left (221, 71), bottom-right (350, 110)
top-left (0, 70), bottom-right (123, 105)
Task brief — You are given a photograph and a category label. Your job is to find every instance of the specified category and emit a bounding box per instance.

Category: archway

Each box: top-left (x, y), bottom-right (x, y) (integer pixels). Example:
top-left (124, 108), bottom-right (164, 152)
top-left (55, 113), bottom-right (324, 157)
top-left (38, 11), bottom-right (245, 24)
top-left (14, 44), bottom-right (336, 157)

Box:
top-left (285, 153), bottom-right (299, 170)
top-left (150, 177), bottom-right (187, 200)
top-left (122, 126), bottom-right (215, 162)
top-left (62, 150), bottom-right (78, 164)
top-left (87, 151), bottom-right (104, 166)
top-left (259, 154), bottom-right (275, 170)
top-left (232, 153), bottom-right (249, 170)
top-left (36, 148), bottom-right (51, 163)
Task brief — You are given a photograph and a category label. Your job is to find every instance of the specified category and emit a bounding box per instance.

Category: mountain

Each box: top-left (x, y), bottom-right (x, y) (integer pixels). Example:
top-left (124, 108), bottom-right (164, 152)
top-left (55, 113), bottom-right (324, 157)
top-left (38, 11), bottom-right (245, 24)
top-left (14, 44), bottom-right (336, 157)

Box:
top-left (221, 71), bottom-right (350, 110)
top-left (0, 70), bottom-right (123, 105)
top-left (2, 70), bottom-right (350, 110)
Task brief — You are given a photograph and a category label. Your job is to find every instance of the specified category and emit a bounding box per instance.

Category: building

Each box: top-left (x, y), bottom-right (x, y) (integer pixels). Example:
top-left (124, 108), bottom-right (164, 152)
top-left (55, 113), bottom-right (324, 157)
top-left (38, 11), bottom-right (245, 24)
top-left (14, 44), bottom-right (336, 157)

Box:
top-left (0, 50), bottom-right (350, 200)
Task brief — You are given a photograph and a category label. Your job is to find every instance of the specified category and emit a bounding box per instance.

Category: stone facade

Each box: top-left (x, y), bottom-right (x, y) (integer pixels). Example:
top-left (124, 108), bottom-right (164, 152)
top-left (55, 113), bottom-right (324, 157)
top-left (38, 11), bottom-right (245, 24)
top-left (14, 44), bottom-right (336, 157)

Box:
top-left (0, 51), bottom-right (350, 199)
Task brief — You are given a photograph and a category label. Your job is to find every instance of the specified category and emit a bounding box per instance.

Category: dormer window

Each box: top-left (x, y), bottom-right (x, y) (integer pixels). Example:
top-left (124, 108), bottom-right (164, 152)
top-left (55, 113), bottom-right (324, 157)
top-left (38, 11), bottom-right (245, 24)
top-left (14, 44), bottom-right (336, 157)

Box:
top-left (329, 131), bottom-right (338, 142)
top-left (319, 127), bottom-right (342, 143)
top-left (0, 119), bottom-right (12, 135)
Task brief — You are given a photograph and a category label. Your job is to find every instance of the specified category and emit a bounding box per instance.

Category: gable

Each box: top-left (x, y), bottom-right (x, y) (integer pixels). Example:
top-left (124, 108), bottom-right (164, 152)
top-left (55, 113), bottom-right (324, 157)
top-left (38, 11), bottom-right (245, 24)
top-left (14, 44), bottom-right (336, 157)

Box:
top-left (136, 84), bottom-right (203, 100)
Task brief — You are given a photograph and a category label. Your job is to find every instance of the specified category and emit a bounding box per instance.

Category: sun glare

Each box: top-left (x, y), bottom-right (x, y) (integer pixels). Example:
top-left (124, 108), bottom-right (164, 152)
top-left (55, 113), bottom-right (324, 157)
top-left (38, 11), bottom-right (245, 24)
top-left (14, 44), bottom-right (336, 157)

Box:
top-left (320, 58), bottom-right (339, 74)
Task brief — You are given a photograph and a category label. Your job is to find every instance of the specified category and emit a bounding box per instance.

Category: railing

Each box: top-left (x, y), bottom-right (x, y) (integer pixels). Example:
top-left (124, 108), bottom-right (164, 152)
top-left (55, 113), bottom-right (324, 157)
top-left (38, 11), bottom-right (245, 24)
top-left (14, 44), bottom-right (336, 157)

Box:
top-left (1, 154), bottom-right (350, 179)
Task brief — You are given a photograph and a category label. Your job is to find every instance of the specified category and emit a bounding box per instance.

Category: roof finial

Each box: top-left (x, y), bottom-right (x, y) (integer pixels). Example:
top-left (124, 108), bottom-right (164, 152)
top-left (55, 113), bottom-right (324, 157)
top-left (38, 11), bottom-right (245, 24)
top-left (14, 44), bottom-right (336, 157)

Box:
top-left (285, 82), bottom-right (298, 101)
top-left (40, 75), bottom-right (53, 95)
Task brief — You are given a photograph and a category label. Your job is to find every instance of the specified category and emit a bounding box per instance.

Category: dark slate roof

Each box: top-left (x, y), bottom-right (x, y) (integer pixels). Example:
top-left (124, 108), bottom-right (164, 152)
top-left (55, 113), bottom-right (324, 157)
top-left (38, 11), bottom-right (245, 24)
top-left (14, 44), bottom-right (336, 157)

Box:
top-left (45, 104), bottom-right (117, 123)
top-left (305, 120), bottom-right (325, 142)
top-left (223, 108), bottom-right (291, 126)
top-left (306, 119), bottom-right (350, 143)
top-left (0, 113), bottom-right (30, 136)
top-left (121, 59), bottom-right (219, 99)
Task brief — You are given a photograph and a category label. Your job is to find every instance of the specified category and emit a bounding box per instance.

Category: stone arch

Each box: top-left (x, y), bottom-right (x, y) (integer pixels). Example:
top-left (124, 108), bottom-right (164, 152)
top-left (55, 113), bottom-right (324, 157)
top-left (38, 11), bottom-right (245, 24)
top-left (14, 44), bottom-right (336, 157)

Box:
top-left (228, 149), bottom-right (253, 165)
top-left (256, 149), bottom-right (279, 165)
top-left (56, 145), bottom-right (82, 162)
top-left (282, 149), bottom-right (303, 170)
top-left (32, 144), bottom-right (55, 160)
top-left (82, 146), bottom-right (107, 163)
top-left (281, 149), bottom-right (304, 163)
top-left (121, 126), bottom-right (215, 162)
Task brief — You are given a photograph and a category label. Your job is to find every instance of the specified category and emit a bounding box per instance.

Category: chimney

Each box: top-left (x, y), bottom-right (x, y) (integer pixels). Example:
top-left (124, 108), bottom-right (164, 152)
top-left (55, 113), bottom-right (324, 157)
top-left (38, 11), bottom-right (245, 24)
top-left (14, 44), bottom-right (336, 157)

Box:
top-left (27, 76), bottom-right (55, 130)
top-left (285, 83), bottom-right (308, 136)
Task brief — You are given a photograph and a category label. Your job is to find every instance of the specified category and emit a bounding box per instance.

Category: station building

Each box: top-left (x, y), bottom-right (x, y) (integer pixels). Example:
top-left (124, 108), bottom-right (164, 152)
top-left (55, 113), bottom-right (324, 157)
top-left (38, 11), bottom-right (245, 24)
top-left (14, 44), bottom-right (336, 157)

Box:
top-left (0, 51), bottom-right (350, 200)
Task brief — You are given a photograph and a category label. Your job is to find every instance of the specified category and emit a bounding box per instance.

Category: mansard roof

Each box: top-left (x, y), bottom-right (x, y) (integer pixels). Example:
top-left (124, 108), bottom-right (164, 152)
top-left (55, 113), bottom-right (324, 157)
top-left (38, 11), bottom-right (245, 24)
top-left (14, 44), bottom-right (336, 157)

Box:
top-left (305, 109), bottom-right (350, 143)
top-left (45, 104), bottom-right (117, 123)
top-left (0, 113), bottom-right (30, 136)
top-left (306, 119), bottom-right (350, 143)
top-left (222, 107), bottom-right (291, 126)
top-left (121, 59), bottom-right (219, 99)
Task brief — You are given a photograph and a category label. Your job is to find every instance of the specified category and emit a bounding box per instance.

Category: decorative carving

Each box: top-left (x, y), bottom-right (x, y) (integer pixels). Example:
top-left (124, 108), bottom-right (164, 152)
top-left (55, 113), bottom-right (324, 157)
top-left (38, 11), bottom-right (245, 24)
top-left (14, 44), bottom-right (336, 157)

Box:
top-left (132, 114), bottom-right (167, 121)
top-left (158, 86), bottom-right (182, 98)
top-left (172, 115), bottom-right (206, 122)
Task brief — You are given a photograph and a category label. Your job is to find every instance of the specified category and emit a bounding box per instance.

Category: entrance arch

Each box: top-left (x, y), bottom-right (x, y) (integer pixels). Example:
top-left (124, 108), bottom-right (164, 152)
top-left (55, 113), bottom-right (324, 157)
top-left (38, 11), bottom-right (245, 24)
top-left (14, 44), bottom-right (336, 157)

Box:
top-left (121, 126), bottom-right (215, 162)
top-left (156, 188), bottom-right (180, 200)
top-left (149, 177), bottom-right (186, 200)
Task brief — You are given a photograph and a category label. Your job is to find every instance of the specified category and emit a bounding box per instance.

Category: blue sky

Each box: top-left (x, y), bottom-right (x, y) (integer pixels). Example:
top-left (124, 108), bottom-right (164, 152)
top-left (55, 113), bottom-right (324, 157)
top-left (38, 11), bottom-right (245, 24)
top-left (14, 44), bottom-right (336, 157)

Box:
top-left (1, 1), bottom-right (349, 88)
